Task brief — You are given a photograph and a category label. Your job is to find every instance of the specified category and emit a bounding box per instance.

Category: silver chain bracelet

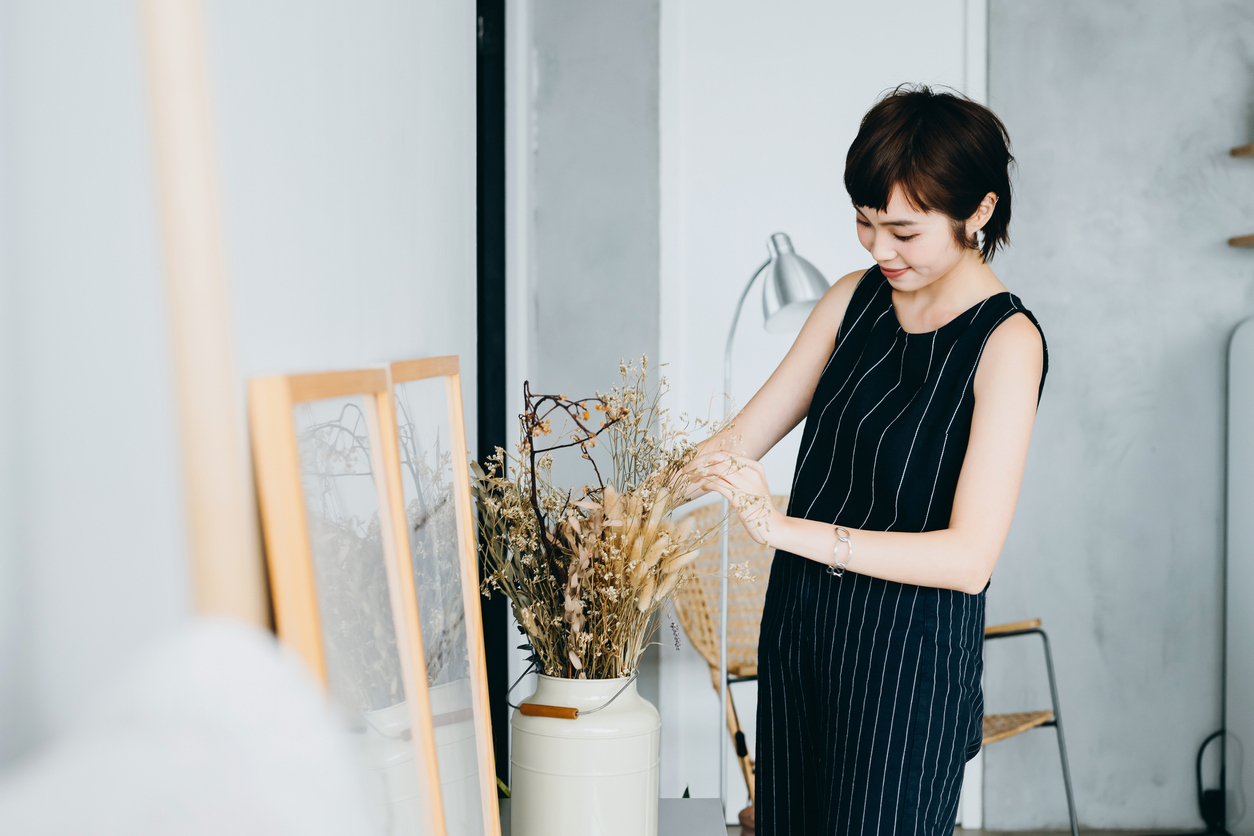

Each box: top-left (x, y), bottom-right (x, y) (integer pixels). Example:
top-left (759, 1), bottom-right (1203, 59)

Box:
top-left (828, 526), bottom-right (852, 577)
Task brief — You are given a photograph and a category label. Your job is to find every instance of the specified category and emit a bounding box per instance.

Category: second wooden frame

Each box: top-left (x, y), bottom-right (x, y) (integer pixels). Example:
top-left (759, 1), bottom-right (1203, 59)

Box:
top-left (385, 356), bottom-right (501, 836)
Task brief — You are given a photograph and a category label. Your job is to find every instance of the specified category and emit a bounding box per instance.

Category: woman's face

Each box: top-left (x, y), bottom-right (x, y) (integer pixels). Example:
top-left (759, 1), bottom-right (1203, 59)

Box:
top-left (854, 186), bottom-right (975, 291)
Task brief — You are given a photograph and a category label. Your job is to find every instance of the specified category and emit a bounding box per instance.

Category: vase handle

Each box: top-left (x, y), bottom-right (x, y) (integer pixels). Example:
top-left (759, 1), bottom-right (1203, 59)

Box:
top-left (519, 703), bottom-right (579, 720)
top-left (512, 669), bottom-right (641, 721)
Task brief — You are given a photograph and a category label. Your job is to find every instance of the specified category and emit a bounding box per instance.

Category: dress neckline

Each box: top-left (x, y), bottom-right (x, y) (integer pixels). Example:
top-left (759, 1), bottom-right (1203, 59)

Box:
top-left (879, 268), bottom-right (1012, 336)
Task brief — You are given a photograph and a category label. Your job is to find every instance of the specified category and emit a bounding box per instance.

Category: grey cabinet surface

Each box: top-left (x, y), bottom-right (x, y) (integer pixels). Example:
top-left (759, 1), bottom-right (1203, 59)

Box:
top-left (498, 798), bottom-right (727, 836)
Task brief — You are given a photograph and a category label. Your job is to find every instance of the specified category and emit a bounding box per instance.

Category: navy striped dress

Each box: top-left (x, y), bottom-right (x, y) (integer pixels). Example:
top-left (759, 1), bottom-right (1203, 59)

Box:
top-left (755, 266), bottom-right (1047, 835)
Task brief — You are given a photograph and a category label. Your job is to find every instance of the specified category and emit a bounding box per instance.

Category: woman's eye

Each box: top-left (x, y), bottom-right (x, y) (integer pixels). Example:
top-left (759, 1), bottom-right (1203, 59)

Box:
top-left (856, 219), bottom-right (870, 227)
top-left (894, 234), bottom-right (917, 242)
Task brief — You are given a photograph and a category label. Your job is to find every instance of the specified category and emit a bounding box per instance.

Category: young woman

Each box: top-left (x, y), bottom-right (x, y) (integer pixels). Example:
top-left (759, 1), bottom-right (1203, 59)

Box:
top-left (688, 86), bottom-right (1047, 835)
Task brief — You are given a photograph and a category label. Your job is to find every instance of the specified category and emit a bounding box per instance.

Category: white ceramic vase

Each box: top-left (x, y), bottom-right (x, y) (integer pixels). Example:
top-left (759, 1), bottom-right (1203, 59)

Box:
top-left (428, 679), bottom-right (484, 836)
top-left (510, 674), bottom-right (661, 836)
top-left (361, 701), bottom-right (423, 836)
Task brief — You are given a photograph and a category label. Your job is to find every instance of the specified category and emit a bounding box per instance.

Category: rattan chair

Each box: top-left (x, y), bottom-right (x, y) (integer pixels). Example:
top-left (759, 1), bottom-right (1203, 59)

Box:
top-left (672, 496), bottom-right (788, 804)
top-left (981, 618), bottom-right (1079, 836)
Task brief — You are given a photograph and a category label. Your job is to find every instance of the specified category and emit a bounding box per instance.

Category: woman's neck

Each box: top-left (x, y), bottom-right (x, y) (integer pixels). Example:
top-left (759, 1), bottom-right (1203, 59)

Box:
top-left (892, 250), bottom-right (1004, 332)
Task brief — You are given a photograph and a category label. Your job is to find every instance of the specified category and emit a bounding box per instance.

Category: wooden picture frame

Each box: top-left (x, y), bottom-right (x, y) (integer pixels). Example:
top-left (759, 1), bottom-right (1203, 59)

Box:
top-left (386, 356), bottom-right (501, 836)
top-left (248, 368), bottom-right (449, 836)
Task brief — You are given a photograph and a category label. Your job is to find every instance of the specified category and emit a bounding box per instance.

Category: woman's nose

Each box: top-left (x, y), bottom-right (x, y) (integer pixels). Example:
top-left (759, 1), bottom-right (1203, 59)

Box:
top-left (870, 234), bottom-right (896, 263)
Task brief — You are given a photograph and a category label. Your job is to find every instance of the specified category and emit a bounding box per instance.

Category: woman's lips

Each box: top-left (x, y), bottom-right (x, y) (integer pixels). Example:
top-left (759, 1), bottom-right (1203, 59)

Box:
top-left (881, 265), bottom-right (909, 279)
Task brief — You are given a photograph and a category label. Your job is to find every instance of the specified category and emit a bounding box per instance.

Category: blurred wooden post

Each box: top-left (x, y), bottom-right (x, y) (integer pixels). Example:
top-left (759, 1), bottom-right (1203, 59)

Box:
top-left (137, 0), bottom-right (268, 626)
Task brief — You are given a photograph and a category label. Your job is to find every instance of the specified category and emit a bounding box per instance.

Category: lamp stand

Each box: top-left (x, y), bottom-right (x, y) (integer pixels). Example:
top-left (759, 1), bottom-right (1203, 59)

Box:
top-left (718, 257), bottom-right (769, 816)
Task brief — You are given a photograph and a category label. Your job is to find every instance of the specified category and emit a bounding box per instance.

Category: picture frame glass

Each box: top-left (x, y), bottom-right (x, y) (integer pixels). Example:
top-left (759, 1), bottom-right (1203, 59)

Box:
top-left (295, 394), bottom-right (432, 836)
top-left (393, 376), bottom-right (488, 836)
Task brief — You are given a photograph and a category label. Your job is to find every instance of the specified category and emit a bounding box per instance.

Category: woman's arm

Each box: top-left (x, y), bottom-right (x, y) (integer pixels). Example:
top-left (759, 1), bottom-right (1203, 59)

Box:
top-left (698, 312), bottom-right (1045, 595)
top-left (691, 268), bottom-right (866, 465)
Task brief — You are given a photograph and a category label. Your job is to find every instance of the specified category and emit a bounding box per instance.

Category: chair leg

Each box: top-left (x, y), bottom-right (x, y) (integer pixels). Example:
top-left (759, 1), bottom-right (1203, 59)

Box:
top-left (1039, 630), bottom-right (1079, 836)
top-left (725, 682), bottom-right (755, 803)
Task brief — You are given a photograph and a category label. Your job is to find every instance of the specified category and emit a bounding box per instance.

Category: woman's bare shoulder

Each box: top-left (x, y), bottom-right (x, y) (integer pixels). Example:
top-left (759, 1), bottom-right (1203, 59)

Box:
top-left (792, 268), bottom-right (871, 350)
top-left (988, 310), bottom-right (1043, 352)
top-left (975, 311), bottom-right (1044, 393)
top-left (812, 268), bottom-right (871, 322)
top-left (829, 268), bottom-right (871, 299)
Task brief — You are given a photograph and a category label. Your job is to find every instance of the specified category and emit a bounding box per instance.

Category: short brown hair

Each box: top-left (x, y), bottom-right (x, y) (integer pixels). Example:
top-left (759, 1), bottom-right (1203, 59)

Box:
top-left (844, 85), bottom-right (1014, 262)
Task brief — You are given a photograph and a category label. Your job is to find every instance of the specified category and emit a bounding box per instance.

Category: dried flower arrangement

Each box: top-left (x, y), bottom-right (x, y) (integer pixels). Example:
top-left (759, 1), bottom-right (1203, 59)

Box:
top-left (473, 358), bottom-right (735, 680)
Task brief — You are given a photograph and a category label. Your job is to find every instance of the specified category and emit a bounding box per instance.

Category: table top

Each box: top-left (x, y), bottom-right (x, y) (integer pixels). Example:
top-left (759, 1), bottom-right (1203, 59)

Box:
top-left (497, 797), bottom-right (726, 836)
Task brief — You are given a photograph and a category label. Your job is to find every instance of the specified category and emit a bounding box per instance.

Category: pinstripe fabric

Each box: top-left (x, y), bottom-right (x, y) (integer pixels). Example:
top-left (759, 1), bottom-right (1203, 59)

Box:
top-left (757, 266), bottom-right (1048, 835)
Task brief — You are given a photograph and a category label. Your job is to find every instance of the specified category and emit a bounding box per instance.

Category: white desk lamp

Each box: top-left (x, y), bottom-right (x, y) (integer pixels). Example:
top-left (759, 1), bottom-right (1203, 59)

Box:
top-left (719, 232), bottom-right (829, 812)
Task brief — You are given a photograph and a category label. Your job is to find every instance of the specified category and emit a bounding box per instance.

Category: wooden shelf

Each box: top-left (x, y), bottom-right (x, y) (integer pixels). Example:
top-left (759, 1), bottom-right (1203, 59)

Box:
top-left (1227, 148), bottom-right (1253, 247)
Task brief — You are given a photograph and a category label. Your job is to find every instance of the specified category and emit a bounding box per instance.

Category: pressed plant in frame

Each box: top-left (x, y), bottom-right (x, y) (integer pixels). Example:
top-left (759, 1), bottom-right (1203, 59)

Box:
top-left (296, 397), bottom-right (404, 714)
top-left (395, 395), bottom-right (468, 688)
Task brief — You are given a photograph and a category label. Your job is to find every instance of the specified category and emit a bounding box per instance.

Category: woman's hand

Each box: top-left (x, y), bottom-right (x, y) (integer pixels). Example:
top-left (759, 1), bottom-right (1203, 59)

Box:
top-left (676, 441), bottom-right (743, 502)
top-left (691, 453), bottom-right (784, 546)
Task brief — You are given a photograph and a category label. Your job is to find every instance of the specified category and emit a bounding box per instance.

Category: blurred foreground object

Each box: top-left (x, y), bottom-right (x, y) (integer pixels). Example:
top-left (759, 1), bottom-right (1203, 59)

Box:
top-left (138, 0), bottom-right (268, 624)
top-left (0, 619), bottom-right (376, 835)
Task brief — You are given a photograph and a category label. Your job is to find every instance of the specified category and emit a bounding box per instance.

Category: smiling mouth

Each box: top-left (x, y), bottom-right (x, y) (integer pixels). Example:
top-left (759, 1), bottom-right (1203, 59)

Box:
top-left (881, 265), bottom-right (909, 278)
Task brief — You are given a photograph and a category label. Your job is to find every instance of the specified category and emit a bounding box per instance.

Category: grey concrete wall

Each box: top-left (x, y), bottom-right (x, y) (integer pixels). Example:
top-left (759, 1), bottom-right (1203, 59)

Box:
top-left (530, 0), bottom-right (660, 396)
top-left (529, 0), bottom-right (662, 704)
top-left (987, 1), bottom-right (1254, 826)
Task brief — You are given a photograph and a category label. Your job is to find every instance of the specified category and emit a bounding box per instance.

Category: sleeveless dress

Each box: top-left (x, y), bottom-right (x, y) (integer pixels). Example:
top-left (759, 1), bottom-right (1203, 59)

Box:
top-left (755, 265), bottom-right (1048, 836)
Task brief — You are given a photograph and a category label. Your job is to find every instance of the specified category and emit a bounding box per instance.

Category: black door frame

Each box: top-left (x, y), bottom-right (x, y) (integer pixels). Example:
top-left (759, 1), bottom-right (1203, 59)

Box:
top-left (475, 0), bottom-right (509, 787)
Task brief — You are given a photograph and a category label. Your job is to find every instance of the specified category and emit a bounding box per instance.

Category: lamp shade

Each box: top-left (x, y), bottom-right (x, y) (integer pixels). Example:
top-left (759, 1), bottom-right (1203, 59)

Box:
top-left (761, 232), bottom-right (830, 333)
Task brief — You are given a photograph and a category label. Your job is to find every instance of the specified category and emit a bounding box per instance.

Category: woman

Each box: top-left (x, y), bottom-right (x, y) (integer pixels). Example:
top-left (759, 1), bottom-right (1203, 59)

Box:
top-left (689, 86), bottom-right (1047, 835)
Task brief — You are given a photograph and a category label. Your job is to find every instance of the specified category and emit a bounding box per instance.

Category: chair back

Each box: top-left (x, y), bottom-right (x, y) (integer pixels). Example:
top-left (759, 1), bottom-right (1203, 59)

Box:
top-left (672, 496), bottom-right (788, 683)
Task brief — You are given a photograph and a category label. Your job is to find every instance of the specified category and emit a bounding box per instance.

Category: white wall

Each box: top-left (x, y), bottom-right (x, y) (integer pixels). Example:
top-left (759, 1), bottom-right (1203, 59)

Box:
top-left (0, 0), bottom-right (477, 768)
top-left (1, 1), bottom-right (190, 767)
top-left (207, 1), bottom-right (478, 388)
top-left (657, 0), bottom-right (978, 816)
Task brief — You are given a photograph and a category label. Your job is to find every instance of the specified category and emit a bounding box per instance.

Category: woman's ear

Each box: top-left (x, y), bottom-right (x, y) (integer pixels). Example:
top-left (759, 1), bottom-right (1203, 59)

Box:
top-left (966, 192), bottom-right (998, 236)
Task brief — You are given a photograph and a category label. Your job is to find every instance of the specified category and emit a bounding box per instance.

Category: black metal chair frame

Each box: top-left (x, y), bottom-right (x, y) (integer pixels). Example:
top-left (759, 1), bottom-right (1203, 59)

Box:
top-left (985, 624), bottom-right (1079, 836)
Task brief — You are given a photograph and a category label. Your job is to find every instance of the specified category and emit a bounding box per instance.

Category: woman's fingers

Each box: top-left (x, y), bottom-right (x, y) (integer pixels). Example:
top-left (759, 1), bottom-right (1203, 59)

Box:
top-left (704, 478), bottom-right (770, 524)
top-left (701, 477), bottom-right (749, 508)
top-left (726, 453), bottom-right (769, 479)
top-left (708, 477), bottom-right (767, 508)
top-left (702, 480), bottom-right (737, 506)
top-left (716, 468), bottom-right (768, 496)
top-left (694, 453), bottom-right (735, 478)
